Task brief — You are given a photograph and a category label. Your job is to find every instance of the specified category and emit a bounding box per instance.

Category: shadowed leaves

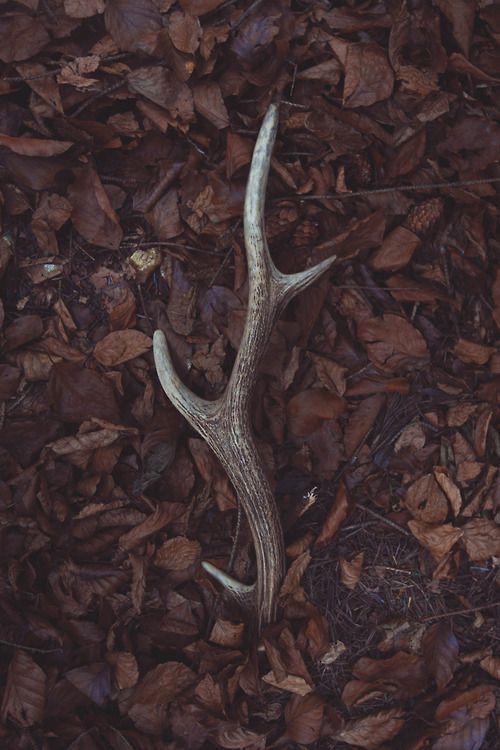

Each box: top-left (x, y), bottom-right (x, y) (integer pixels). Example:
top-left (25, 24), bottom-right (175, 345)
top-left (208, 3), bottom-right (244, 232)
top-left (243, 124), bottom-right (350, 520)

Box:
top-left (1, 651), bottom-right (47, 726)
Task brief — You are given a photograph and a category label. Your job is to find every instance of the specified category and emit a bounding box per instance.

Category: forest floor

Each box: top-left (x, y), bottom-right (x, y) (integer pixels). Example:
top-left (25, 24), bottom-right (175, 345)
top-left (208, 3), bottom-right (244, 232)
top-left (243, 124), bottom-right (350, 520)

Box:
top-left (0, 1), bottom-right (499, 749)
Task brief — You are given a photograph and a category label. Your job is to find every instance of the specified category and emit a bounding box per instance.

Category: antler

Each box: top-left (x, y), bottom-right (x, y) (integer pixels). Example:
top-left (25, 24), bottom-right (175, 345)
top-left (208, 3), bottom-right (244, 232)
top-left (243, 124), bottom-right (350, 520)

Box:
top-left (153, 103), bottom-right (335, 627)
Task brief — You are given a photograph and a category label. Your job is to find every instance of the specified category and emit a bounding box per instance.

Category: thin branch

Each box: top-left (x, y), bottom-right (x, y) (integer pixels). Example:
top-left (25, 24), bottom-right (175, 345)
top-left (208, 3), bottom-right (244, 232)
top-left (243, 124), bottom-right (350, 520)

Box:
top-left (293, 176), bottom-right (500, 201)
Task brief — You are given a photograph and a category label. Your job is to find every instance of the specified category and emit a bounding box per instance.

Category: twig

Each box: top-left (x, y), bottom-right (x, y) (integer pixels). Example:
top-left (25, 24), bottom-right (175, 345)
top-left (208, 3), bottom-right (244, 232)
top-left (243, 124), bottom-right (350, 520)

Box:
top-left (294, 176), bottom-right (500, 201)
top-left (0, 638), bottom-right (62, 654)
top-left (71, 79), bottom-right (126, 118)
top-left (421, 601), bottom-right (500, 622)
top-left (355, 503), bottom-right (411, 537)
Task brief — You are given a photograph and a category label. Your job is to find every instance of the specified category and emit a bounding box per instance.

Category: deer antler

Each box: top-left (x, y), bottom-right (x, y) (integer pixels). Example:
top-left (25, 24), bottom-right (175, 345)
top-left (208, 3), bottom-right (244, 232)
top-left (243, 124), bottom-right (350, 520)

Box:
top-left (153, 103), bottom-right (336, 627)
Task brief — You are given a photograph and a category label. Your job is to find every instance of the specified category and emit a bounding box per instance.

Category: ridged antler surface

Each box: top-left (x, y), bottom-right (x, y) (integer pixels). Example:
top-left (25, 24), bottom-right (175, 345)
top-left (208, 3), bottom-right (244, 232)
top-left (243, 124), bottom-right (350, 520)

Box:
top-left (154, 103), bottom-right (335, 627)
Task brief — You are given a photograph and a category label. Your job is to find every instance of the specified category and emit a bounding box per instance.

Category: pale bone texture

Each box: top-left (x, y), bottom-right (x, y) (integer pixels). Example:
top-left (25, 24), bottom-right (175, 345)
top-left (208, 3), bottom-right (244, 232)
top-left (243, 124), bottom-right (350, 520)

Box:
top-left (154, 103), bottom-right (336, 627)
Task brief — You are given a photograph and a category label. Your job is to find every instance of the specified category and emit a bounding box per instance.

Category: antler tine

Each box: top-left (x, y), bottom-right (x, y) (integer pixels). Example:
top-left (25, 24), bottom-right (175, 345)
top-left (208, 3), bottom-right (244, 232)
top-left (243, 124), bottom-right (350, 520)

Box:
top-left (154, 101), bottom-right (335, 629)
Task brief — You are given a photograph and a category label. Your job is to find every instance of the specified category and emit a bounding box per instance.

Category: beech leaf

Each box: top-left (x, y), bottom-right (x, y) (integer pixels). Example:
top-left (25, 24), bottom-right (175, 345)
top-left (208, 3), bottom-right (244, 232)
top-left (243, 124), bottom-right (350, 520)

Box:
top-left (93, 329), bottom-right (152, 366)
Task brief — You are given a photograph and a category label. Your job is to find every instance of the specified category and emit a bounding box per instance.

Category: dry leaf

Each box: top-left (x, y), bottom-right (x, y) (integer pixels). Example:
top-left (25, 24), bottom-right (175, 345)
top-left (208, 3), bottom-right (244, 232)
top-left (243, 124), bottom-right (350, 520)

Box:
top-left (358, 314), bottom-right (429, 372)
top-left (216, 724), bottom-right (265, 749)
top-left (340, 552), bottom-right (364, 589)
top-left (434, 468), bottom-right (462, 517)
top-left (316, 481), bottom-right (349, 546)
top-left (0, 651), bottom-right (46, 726)
top-left (335, 708), bottom-right (405, 749)
top-left (93, 329), bottom-right (152, 366)
top-left (210, 620), bottom-right (245, 649)
top-left (118, 502), bottom-right (184, 552)
top-left (408, 521), bottom-right (463, 560)
top-left (370, 225), bottom-right (420, 271)
top-left (155, 536), bottom-right (201, 571)
top-left (280, 550), bottom-right (311, 598)
top-left (262, 672), bottom-right (312, 696)
top-left (343, 43), bottom-right (394, 108)
top-left (422, 622), bottom-right (459, 689)
top-left (404, 473), bottom-right (448, 523)
top-left (453, 338), bottom-right (495, 365)
top-left (285, 692), bottom-right (324, 745)
top-left (193, 82), bottom-right (229, 129)
top-left (462, 518), bottom-right (500, 560)
top-left (287, 388), bottom-right (345, 437)
top-left (68, 167), bottom-right (123, 250)
top-left (107, 651), bottom-right (139, 690)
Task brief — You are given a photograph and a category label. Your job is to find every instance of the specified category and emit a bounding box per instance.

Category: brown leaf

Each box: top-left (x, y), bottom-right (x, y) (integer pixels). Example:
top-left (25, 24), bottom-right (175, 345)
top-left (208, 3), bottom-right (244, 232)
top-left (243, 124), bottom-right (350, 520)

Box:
top-left (387, 129), bottom-right (427, 179)
top-left (64, 0), bottom-right (106, 17)
top-left (48, 362), bottom-right (121, 424)
top-left (119, 502), bottom-right (184, 552)
top-left (47, 428), bottom-right (121, 456)
top-left (285, 692), bottom-right (324, 745)
top-left (479, 654), bottom-right (500, 680)
top-left (65, 663), bottom-right (111, 706)
top-left (31, 193), bottom-right (72, 255)
top-left (315, 481), bottom-right (349, 546)
top-left (168, 10), bottom-right (201, 53)
top-left (0, 134), bottom-right (72, 157)
top-left (343, 43), bottom-right (394, 108)
top-left (209, 620), bottom-right (245, 649)
top-left (344, 652), bottom-right (427, 705)
top-left (309, 353), bottom-right (347, 396)
top-left (226, 132), bottom-right (253, 179)
top-left (0, 364), bottom-right (21, 400)
top-left (131, 661), bottom-right (197, 707)
top-left (335, 708), bottom-right (405, 749)
top-left (436, 684), bottom-right (496, 722)
top-left (340, 552), bottom-right (364, 590)
top-left (404, 473), bottom-right (448, 523)
top-left (344, 393), bottom-right (385, 457)
top-left (408, 520), bottom-right (463, 560)
top-left (0, 15), bottom-right (50, 63)
top-left (15, 62), bottom-right (63, 113)
top-left (358, 314), bottom-right (429, 372)
top-left (216, 724), bottom-right (265, 749)
top-left (287, 388), bottom-right (345, 437)
top-left (370, 225), bottom-right (420, 272)
top-left (432, 718), bottom-right (490, 750)
top-left (193, 82), bottom-right (229, 129)
top-left (155, 536), bottom-right (201, 571)
top-left (3, 314), bottom-right (43, 352)
top-left (179, 0), bottom-right (225, 14)
top-left (68, 167), bottom-right (123, 250)
top-left (262, 672), bottom-right (312, 696)
top-left (435, 0), bottom-right (475, 57)
top-left (453, 338), bottom-right (495, 365)
top-left (127, 66), bottom-right (194, 123)
top-left (280, 550), bottom-right (311, 598)
top-left (0, 651), bottom-right (46, 726)
top-left (462, 518), bottom-right (500, 560)
top-left (434, 468), bottom-right (462, 517)
top-left (107, 651), bottom-right (139, 690)
top-left (93, 329), bottom-right (152, 366)
top-left (422, 622), bottom-right (459, 689)
top-left (105, 0), bottom-right (162, 54)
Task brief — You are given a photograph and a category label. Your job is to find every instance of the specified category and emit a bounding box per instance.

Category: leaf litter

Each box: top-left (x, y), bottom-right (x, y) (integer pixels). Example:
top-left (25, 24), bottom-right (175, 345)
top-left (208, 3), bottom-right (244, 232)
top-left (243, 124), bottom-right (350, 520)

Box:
top-left (0, 1), bottom-right (499, 748)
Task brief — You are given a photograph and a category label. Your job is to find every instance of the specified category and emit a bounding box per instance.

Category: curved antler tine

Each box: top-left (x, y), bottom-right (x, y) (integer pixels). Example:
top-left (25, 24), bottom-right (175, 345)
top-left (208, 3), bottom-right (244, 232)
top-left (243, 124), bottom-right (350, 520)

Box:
top-left (276, 255), bottom-right (337, 311)
top-left (202, 561), bottom-right (254, 602)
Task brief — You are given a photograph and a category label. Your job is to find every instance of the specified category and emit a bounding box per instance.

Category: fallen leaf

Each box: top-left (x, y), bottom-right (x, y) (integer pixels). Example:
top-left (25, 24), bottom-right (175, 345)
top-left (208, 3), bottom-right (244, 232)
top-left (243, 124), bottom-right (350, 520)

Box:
top-left (193, 82), bottom-right (229, 129)
top-left (118, 502), bottom-right (184, 552)
top-left (432, 718), bottom-right (490, 750)
top-left (48, 362), bottom-right (121, 424)
top-left (105, 0), bottom-right (162, 54)
top-left (343, 652), bottom-right (427, 706)
top-left (434, 468), bottom-right (462, 517)
top-left (65, 663), bottom-right (111, 706)
top-left (404, 473), bottom-right (448, 523)
top-left (0, 651), bottom-right (46, 726)
top-left (209, 620), bottom-right (245, 649)
top-left (285, 692), bottom-right (324, 745)
top-left (315, 481), bottom-right (349, 546)
top-left (408, 521), bottom-right (463, 560)
top-left (279, 550), bottom-right (311, 598)
top-left (340, 552), bottom-right (364, 590)
top-left (179, 0), bottom-right (225, 15)
top-left (0, 134), bottom-right (72, 157)
top-left (31, 193), bottom-right (72, 255)
top-left (107, 651), bottom-right (139, 690)
top-left (262, 672), bottom-right (312, 696)
top-left (479, 654), bottom-right (500, 680)
top-left (370, 225), bottom-right (420, 272)
top-left (3, 314), bottom-right (43, 352)
top-left (68, 167), bottom-right (123, 250)
top-left (287, 388), bottom-right (346, 437)
top-left (64, 0), bottom-right (105, 18)
top-left (0, 15), bottom-right (50, 63)
top-left (453, 338), bottom-right (495, 365)
top-left (216, 724), bottom-right (265, 749)
top-left (462, 518), bottom-right (500, 560)
top-left (343, 42), bottom-right (394, 108)
top-left (154, 536), bottom-right (201, 571)
top-left (422, 622), bottom-right (459, 689)
top-left (168, 10), bottom-right (201, 53)
top-left (93, 329), bottom-right (152, 366)
top-left (358, 314), bottom-right (429, 372)
top-left (435, 0), bottom-right (475, 57)
top-left (335, 708), bottom-right (405, 749)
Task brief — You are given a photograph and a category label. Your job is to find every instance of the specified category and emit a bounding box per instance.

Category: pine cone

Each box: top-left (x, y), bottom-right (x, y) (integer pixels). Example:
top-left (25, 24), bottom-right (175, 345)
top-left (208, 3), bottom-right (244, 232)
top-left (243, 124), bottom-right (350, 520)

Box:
top-left (292, 220), bottom-right (319, 249)
top-left (406, 197), bottom-right (443, 235)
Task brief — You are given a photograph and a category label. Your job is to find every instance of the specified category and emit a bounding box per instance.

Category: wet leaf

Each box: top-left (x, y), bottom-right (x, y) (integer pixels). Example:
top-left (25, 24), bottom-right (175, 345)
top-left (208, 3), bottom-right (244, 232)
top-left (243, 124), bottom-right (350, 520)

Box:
top-left (93, 329), bottom-right (152, 366)
top-left (0, 651), bottom-right (47, 726)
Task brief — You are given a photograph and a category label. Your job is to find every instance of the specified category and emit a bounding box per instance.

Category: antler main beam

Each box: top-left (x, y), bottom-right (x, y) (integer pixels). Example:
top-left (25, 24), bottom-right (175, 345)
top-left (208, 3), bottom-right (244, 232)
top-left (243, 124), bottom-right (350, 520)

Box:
top-left (153, 103), bottom-right (335, 627)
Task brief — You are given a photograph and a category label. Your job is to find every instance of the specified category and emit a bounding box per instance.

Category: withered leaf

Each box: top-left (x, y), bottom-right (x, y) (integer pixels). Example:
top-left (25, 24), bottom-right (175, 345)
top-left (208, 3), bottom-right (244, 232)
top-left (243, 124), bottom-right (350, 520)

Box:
top-left (155, 536), bottom-right (201, 571)
top-left (179, 0), bottom-right (226, 15)
top-left (0, 15), bottom-right (50, 63)
top-left (435, 0), bottom-right (475, 57)
top-left (433, 719), bottom-right (490, 750)
top-left (370, 225), bottom-right (420, 272)
top-left (107, 651), bottom-right (139, 690)
top-left (226, 132), bottom-right (253, 179)
top-left (343, 652), bottom-right (427, 705)
top-left (31, 192), bottom-right (72, 255)
top-left (105, 0), bottom-right (162, 54)
top-left (118, 502), bottom-right (184, 552)
top-left (358, 314), bottom-right (429, 372)
top-left (0, 364), bottom-right (21, 400)
top-left (128, 66), bottom-right (194, 122)
top-left (287, 388), bottom-right (345, 437)
top-left (0, 134), bottom-right (72, 157)
top-left (193, 82), bottom-right (229, 129)
top-left (343, 42), bottom-right (394, 108)
top-left (315, 481), bottom-right (349, 547)
top-left (131, 661), bottom-right (197, 707)
top-left (344, 393), bottom-right (385, 458)
top-left (408, 520), bottom-right (463, 560)
top-left (479, 654), bottom-right (500, 680)
top-left (0, 651), bottom-right (47, 726)
top-left (3, 314), bottom-right (43, 352)
top-left (65, 663), bottom-right (111, 706)
top-left (64, 0), bottom-right (106, 18)
top-left (335, 708), bottom-right (405, 749)
top-left (462, 518), bottom-right (500, 560)
top-left (279, 550), bottom-right (311, 598)
top-left (404, 473), bottom-right (448, 523)
top-left (285, 692), bottom-right (324, 745)
top-left (422, 622), bottom-right (459, 689)
top-left (68, 167), bottom-right (123, 250)
top-left (453, 338), bottom-right (495, 365)
top-left (48, 362), bottom-right (121, 424)
top-left (340, 552), bottom-right (364, 590)
top-left (215, 724), bottom-right (265, 749)
top-left (434, 468), bottom-right (462, 517)
top-left (93, 329), bottom-right (152, 366)
top-left (209, 619), bottom-right (245, 649)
